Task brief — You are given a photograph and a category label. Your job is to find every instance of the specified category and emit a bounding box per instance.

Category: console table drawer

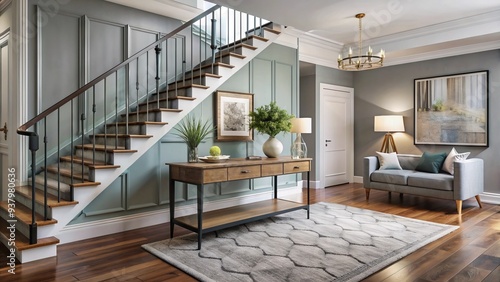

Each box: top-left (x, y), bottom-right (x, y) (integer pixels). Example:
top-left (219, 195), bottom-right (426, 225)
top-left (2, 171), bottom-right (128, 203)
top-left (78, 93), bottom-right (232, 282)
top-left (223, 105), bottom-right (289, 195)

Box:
top-left (284, 161), bottom-right (310, 174)
top-left (262, 164), bottom-right (283, 177)
top-left (228, 165), bottom-right (261, 180)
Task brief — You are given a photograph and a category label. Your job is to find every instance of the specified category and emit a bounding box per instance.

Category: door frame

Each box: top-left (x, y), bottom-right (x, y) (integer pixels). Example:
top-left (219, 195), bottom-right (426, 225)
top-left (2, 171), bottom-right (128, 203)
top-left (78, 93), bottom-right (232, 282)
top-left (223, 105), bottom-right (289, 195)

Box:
top-left (318, 83), bottom-right (354, 188)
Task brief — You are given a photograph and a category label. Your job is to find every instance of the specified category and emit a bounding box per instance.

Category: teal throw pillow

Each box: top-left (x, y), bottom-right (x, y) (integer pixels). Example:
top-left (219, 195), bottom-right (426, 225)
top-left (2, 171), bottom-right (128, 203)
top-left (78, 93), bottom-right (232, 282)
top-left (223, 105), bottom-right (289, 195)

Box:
top-left (415, 152), bottom-right (447, 173)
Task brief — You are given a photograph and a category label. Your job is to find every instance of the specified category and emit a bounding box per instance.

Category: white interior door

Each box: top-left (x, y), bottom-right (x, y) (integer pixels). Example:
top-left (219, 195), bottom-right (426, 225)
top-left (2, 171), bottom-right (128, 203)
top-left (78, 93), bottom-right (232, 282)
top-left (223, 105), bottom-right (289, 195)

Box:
top-left (0, 34), bottom-right (10, 201)
top-left (320, 83), bottom-right (353, 187)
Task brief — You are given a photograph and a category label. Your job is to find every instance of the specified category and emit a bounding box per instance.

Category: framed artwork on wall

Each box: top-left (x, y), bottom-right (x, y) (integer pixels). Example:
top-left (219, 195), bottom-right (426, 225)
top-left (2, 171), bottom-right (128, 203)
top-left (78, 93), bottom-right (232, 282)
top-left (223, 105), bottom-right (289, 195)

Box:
top-left (215, 91), bottom-right (254, 141)
top-left (414, 70), bottom-right (489, 146)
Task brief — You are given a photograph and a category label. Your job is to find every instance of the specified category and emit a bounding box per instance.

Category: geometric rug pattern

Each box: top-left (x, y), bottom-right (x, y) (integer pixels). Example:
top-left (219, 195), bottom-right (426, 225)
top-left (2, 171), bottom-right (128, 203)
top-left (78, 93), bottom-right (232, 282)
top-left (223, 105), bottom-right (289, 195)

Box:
top-left (143, 202), bottom-right (458, 282)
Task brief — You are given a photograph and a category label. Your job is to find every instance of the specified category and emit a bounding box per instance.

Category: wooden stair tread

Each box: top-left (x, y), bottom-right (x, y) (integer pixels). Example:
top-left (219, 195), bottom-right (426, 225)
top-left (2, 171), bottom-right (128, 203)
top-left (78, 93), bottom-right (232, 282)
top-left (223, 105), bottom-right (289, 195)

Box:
top-left (75, 143), bottom-right (138, 153)
top-left (263, 27), bottom-right (281, 35)
top-left (71, 181), bottom-right (100, 188)
top-left (139, 97), bottom-right (196, 107)
top-left (91, 134), bottom-right (153, 139)
top-left (43, 166), bottom-right (92, 182)
top-left (106, 121), bottom-right (167, 126)
top-left (166, 82), bottom-right (212, 90)
top-left (0, 201), bottom-right (57, 226)
top-left (195, 62), bottom-right (235, 71)
top-left (59, 156), bottom-right (120, 169)
top-left (219, 40), bottom-right (260, 52)
top-left (16, 186), bottom-right (78, 208)
top-left (60, 156), bottom-right (107, 166)
top-left (123, 108), bottom-right (182, 117)
top-left (0, 219), bottom-right (59, 251)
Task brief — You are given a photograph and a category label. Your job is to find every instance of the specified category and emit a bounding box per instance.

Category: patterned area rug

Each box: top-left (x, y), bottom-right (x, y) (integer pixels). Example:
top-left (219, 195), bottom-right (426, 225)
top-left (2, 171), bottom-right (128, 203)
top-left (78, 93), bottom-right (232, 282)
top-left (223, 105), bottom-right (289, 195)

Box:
top-left (143, 202), bottom-right (458, 282)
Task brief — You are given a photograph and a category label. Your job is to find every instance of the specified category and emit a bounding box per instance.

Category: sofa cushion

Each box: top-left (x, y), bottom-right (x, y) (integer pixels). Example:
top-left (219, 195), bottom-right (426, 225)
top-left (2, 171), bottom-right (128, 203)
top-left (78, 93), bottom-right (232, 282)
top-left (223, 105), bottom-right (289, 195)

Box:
top-left (371, 170), bottom-right (415, 185)
top-left (415, 152), bottom-right (447, 173)
top-left (407, 172), bottom-right (454, 191)
top-left (442, 147), bottom-right (470, 175)
top-left (376, 151), bottom-right (402, 170)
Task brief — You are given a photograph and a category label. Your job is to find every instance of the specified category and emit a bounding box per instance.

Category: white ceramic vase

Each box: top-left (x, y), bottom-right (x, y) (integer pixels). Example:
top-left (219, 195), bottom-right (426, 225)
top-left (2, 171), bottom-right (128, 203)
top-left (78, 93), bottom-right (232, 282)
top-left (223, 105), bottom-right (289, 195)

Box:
top-left (262, 136), bottom-right (283, 158)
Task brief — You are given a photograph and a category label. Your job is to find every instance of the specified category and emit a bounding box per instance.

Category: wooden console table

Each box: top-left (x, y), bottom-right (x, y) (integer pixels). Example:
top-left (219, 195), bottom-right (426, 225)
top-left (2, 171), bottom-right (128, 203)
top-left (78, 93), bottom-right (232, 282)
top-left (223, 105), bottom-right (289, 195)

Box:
top-left (167, 156), bottom-right (311, 249)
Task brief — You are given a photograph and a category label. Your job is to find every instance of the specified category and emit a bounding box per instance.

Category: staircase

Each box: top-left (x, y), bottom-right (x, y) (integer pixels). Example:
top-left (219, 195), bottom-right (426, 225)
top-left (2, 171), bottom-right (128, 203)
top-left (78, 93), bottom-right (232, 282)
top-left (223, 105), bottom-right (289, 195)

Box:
top-left (4, 5), bottom-right (282, 263)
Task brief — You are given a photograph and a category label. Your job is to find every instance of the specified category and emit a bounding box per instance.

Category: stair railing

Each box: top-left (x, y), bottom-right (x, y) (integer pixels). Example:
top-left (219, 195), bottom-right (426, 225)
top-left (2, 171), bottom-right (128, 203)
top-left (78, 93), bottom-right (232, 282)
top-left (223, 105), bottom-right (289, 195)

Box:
top-left (17, 5), bottom-right (268, 244)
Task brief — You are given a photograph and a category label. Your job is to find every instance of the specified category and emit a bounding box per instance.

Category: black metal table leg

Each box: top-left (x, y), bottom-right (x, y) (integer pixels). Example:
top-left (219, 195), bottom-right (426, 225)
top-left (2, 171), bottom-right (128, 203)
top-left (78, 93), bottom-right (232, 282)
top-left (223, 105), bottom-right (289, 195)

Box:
top-left (197, 184), bottom-right (204, 250)
top-left (273, 175), bottom-right (278, 199)
top-left (169, 178), bottom-right (175, 238)
top-left (307, 171), bottom-right (310, 219)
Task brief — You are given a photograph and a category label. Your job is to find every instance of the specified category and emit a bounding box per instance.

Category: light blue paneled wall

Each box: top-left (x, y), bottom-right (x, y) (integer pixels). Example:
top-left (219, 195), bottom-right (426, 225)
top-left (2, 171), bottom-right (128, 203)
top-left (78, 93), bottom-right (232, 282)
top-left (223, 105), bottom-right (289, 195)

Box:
top-left (70, 43), bottom-right (299, 224)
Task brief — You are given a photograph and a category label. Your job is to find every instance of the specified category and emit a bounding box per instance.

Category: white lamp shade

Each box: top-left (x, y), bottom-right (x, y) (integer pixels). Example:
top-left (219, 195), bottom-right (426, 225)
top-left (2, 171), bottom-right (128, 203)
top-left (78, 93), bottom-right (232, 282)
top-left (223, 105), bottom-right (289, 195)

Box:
top-left (374, 115), bottom-right (405, 132)
top-left (290, 117), bottom-right (312, 133)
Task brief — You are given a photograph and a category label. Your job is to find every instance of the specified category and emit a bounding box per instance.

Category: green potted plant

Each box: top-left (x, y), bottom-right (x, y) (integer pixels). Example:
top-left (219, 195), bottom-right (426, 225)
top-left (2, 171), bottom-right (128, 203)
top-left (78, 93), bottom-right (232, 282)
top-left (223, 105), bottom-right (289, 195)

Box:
top-left (173, 115), bottom-right (215, 162)
top-left (249, 101), bottom-right (294, 158)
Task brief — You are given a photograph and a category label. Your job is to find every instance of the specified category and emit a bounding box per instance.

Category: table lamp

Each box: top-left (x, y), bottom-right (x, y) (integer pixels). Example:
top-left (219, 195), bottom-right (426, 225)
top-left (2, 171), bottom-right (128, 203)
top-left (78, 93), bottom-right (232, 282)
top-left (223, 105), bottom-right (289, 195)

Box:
top-left (374, 115), bottom-right (405, 153)
top-left (290, 117), bottom-right (312, 159)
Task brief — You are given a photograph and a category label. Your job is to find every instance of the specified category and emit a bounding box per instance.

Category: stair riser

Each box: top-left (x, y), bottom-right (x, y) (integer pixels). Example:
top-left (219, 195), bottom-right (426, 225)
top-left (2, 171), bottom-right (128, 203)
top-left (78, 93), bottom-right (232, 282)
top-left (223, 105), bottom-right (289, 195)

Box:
top-left (138, 101), bottom-right (169, 112)
top-left (92, 136), bottom-right (130, 149)
top-left (74, 148), bottom-right (112, 164)
top-left (0, 208), bottom-right (54, 239)
top-left (106, 124), bottom-right (146, 135)
top-left (124, 111), bottom-right (162, 122)
top-left (58, 162), bottom-right (89, 175)
top-left (14, 191), bottom-right (53, 219)
top-left (44, 169), bottom-right (92, 185)
top-left (186, 65), bottom-right (232, 79)
top-left (166, 76), bottom-right (210, 88)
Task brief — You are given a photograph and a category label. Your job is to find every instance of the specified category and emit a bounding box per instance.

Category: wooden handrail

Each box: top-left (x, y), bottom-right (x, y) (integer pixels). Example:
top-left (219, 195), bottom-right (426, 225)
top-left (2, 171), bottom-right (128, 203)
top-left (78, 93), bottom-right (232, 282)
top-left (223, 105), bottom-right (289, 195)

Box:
top-left (17, 4), bottom-right (220, 134)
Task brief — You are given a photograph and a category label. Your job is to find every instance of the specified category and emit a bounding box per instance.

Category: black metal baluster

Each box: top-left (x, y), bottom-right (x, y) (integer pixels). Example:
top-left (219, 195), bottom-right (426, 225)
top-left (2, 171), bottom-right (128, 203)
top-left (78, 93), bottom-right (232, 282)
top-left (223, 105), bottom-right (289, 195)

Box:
top-left (57, 108), bottom-right (60, 203)
top-left (28, 133), bottom-right (39, 244)
top-left (43, 118), bottom-right (48, 220)
top-left (80, 112), bottom-right (85, 183)
top-left (92, 86), bottom-right (96, 166)
top-left (155, 45), bottom-right (161, 110)
top-left (125, 64), bottom-right (130, 136)
top-left (70, 100), bottom-right (74, 201)
top-left (136, 57), bottom-right (139, 122)
top-left (115, 71), bottom-right (119, 150)
top-left (103, 78), bottom-right (107, 165)
top-left (146, 51), bottom-right (149, 122)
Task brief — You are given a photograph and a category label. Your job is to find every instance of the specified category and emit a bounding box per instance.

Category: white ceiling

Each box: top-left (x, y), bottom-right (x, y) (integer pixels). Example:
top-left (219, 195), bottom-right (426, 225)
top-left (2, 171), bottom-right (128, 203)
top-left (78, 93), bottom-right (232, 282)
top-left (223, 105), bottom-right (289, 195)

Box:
top-left (108, 0), bottom-right (500, 67)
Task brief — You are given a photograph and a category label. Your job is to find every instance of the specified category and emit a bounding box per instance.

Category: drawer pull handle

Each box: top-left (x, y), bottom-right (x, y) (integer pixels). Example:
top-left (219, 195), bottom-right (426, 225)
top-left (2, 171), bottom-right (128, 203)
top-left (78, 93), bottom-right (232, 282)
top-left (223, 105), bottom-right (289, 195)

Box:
top-left (293, 166), bottom-right (300, 169)
top-left (241, 170), bottom-right (250, 173)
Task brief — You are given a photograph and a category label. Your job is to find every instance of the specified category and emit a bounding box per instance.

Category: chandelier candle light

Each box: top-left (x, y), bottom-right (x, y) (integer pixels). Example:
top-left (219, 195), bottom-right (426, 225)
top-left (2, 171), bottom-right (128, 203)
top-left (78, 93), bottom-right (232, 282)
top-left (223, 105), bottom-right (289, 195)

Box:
top-left (290, 117), bottom-right (312, 159)
top-left (338, 13), bottom-right (385, 71)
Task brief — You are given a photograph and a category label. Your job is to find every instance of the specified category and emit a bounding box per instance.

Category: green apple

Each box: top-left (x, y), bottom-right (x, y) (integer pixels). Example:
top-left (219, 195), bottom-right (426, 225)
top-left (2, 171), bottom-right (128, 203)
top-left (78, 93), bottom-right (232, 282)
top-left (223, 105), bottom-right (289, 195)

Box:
top-left (209, 146), bottom-right (221, 156)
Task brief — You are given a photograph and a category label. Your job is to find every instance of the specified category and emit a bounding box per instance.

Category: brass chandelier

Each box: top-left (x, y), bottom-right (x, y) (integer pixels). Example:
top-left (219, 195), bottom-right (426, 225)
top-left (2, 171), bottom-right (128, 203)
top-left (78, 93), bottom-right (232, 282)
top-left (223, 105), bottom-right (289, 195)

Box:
top-left (337, 13), bottom-right (385, 71)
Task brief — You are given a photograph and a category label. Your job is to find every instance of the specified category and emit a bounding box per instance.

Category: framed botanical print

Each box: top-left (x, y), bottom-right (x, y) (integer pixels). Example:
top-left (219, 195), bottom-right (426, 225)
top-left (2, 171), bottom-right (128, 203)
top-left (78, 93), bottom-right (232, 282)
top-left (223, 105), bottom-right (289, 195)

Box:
top-left (215, 91), bottom-right (254, 141)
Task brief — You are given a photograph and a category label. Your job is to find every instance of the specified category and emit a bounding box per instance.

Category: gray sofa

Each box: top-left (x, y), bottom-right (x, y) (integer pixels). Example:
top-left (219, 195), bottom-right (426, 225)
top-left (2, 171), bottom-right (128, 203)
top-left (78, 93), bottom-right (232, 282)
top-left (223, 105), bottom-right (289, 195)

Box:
top-left (363, 154), bottom-right (483, 214)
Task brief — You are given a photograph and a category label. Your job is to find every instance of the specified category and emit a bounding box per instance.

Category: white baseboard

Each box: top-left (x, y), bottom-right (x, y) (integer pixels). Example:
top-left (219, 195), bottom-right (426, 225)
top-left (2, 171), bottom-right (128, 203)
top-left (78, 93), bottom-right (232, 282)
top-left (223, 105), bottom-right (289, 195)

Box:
top-left (480, 192), bottom-right (500, 205)
top-left (58, 185), bottom-right (302, 244)
top-left (353, 176), bottom-right (363, 184)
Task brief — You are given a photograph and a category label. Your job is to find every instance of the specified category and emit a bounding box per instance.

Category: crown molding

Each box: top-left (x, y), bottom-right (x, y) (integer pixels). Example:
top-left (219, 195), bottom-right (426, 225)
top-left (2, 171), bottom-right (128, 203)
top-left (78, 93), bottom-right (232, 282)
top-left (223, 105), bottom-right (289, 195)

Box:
top-left (368, 9), bottom-right (500, 49)
top-left (0, 0), bottom-right (12, 13)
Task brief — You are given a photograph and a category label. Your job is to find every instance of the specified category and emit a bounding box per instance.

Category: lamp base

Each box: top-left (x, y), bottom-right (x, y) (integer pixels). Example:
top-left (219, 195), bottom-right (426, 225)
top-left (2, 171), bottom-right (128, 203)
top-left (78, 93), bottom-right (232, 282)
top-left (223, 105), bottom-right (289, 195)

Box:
top-left (380, 133), bottom-right (398, 153)
top-left (291, 133), bottom-right (308, 159)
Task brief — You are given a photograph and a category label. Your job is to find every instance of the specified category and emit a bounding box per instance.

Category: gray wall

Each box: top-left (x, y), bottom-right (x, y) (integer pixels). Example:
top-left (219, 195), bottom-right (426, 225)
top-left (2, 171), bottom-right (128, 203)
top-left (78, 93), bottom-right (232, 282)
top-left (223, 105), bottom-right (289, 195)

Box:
top-left (354, 49), bottom-right (500, 194)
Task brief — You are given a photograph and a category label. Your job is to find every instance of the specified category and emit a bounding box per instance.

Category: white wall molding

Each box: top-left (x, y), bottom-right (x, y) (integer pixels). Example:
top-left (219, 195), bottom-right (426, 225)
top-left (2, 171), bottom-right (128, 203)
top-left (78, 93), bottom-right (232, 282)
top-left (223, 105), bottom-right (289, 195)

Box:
top-left (480, 192), bottom-right (500, 205)
top-left (58, 185), bottom-right (302, 244)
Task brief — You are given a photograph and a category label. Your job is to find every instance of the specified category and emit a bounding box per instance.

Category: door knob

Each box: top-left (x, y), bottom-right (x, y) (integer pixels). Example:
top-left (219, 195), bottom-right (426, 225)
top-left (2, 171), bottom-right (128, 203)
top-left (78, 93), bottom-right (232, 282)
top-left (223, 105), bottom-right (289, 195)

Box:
top-left (325, 139), bottom-right (331, 142)
top-left (0, 122), bottom-right (7, 140)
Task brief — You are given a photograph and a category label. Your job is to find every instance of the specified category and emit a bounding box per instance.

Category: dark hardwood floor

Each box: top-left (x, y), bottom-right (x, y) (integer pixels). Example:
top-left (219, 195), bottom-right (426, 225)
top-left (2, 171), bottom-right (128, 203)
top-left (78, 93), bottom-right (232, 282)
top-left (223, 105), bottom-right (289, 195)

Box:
top-left (1, 183), bottom-right (498, 281)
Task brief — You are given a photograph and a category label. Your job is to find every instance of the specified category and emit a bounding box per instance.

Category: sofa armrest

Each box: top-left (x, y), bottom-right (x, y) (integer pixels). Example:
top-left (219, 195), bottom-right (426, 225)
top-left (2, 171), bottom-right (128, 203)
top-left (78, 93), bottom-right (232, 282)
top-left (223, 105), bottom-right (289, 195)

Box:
top-left (453, 158), bottom-right (484, 200)
top-left (363, 156), bottom-right (379, 188)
